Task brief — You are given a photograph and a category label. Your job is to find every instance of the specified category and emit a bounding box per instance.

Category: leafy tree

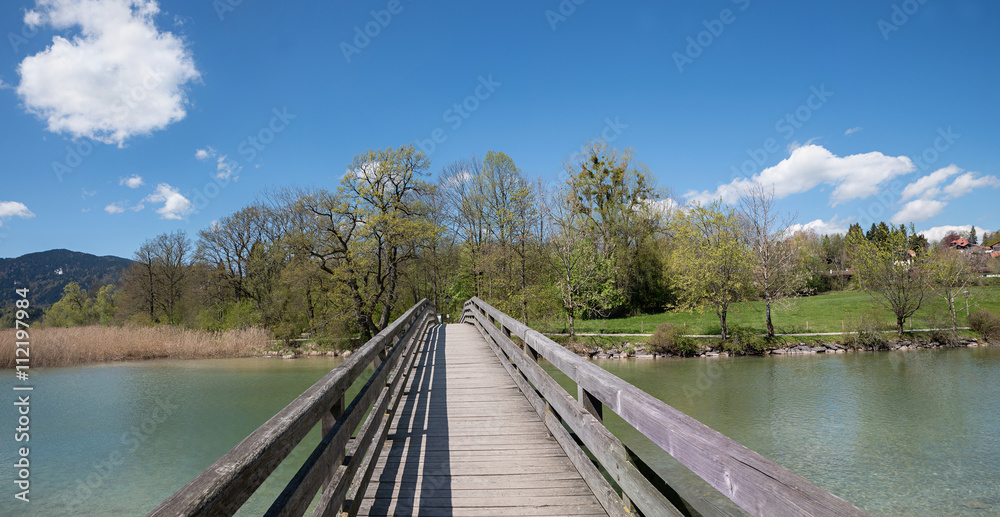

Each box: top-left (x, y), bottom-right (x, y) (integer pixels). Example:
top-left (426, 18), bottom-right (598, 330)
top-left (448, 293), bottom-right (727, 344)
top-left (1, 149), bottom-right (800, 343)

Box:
top-left (847, 225), bottom-right (926, 336)
top-left (926, 247), bottom-right (974, 334)
top-left (738, 184), bottom-right (799, 337)
top-left (564, 140), bottom-right (660, 313)
top-left (299, 144), bottom-right (437, 340)
top-left (551, 187), bottom-right (623, 337)
top-left (670, 201), bottom-right (752, 340)
top-left (44, 282), bottom-right (96, 327)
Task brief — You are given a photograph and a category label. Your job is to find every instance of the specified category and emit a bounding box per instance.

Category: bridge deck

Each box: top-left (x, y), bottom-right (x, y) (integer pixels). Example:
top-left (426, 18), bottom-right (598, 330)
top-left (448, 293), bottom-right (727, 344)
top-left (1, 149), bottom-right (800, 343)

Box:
top-left (358, 323), bottom-right (608, 516)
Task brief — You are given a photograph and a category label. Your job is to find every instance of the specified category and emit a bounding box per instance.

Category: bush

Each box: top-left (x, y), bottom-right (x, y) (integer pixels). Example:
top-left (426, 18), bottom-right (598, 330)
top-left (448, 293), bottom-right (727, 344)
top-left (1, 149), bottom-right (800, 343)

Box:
top-left (648, 323), bottom-right (700, 356)
top-left (842, 311), bottom-right (889, 350)
top-left (969, 309), bottom-right (1000, 342)
top-left (722, 325), bottom-right (768, 355)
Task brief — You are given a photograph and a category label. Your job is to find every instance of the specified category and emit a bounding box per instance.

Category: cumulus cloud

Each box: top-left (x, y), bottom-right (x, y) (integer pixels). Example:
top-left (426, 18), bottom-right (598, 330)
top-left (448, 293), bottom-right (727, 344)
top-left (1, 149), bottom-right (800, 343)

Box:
top-left (787, 215), bottom-right (853, 236)
top-left (685, 144), bottom-right (914, 206)
top-left (844, 126), bottom-right (862, 136)
top-left (0, 201), bottom-right (35, 227)
top-left (942, 172), bottom-right (1000, 199)
top-left (119, 174), bottom-right (144, 188)
top-left (16, 0), bottom-right (200, 146)
top-left (900, 165), bottom-right (961, 201)
top-left (104, 203), bottom-right (125, 214)
top-left (194, 146), bottom-right (215, 160)
top-left (891, 199), bottom-right (946, 224)
top-left (920, 225), bottom-right (993, 244)
top-left (216, 155), bottom-right (239, 180)
top-left (143, 183), bottom-right (193, 220)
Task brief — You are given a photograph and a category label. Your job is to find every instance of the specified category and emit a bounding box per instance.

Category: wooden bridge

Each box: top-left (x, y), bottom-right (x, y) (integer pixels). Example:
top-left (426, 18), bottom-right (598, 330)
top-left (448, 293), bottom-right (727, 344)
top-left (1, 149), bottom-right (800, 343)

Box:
top-left (150, 298), bottom-right (869, 517)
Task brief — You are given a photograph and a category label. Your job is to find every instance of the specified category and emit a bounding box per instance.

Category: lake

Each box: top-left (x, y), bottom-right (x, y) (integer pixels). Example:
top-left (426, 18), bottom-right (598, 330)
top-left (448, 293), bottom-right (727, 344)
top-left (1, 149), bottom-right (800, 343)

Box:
top-left (2, 346), bottom-right (998, 516)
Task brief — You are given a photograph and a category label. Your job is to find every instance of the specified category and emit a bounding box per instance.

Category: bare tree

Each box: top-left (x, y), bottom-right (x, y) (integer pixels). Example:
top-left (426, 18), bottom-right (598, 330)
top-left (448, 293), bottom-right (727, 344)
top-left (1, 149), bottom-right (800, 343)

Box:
top-left (926, 247), bottom-right (974, 334)
top-left (738, 184), bottom-right (799, 337)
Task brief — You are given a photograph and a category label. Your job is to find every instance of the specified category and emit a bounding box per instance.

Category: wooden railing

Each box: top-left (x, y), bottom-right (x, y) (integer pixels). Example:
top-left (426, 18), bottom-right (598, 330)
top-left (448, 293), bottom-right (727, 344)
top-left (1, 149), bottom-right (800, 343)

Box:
top-left (150, 300), bottom-right (435, 517)
top-left (462, 297), bottom-right (870, 517)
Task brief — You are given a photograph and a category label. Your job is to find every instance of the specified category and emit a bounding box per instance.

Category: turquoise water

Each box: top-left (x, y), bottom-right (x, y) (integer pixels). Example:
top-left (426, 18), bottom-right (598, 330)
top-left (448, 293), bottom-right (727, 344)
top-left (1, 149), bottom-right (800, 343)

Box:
top-left (543, 347), bottom-right (1000, 516)
top-left (1, 348), bottom-right (998, 516)
top-left (0, 357), bottom-right (359, 516)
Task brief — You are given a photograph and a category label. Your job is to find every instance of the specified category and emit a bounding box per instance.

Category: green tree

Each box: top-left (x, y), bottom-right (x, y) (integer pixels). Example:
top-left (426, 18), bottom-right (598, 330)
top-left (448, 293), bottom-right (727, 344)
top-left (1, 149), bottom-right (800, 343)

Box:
top-left (299, 144), bottom-right (437, 340)
top-left (969, 225), bottom-right (978, 245)
top-left (738, 184), bottom-right (799, 337)
top-left (670, 201), bottom-right (752, 340)
top-left (848, 225), bottom-right (926, 336)
top-left (44, 282), bottom-right (96, 327)
top-left (565, 140), bottom-right (660, 314)
top-left (551, 188), bottom-right (623, 337)
top-left (926, 247), bottom-right (973, 335)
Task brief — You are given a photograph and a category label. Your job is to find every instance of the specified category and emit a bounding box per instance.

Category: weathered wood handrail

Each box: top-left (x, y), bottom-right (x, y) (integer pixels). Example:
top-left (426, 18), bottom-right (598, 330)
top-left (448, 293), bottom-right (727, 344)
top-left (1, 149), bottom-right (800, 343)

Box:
top-left (462, 297), bottom-right (869, 517)
top-left (150, 299), bottom-right (435, 517)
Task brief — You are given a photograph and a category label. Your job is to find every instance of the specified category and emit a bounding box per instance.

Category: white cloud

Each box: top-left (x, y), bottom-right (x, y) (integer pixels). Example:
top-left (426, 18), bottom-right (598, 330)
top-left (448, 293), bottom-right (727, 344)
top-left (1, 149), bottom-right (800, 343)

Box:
top-left (685, 144), bottom-right (914, 206)
top-left (920, 225), bottom-right (992, 244)
top-left (143, 183), bottom-right (193, 220)
top-left (891, 199), bottom-right (946, 224)
top-left (0, 201), bottom-right (35, 227)
top-left (787, 215), bottom-right (853, 236)
top-left (16, 0), bottom-right (200, 146)
top-left (942, 172), bottom-right (1000, 199)
top-left (900, 165), bottom-right (961, 201)
top-left (119, 174), bottom-right (144, 188)
top-left (195, 146), bottom-right (215, 161)
top-left (104, 203), bottom-right (125, 214)
top-left (216, 155), bottom-right (239, 180)
top-left (81, 188), bottom-right (96, 198)
top-left (844, 126), bottom-right (862, 136)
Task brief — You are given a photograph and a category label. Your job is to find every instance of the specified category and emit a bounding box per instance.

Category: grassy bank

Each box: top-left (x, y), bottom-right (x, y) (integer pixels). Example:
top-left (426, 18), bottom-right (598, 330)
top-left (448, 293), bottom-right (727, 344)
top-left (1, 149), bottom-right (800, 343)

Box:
top-left (0, 326), bottom-right (271, 368)
top-left (533, 286), bottom-right (1000, 336)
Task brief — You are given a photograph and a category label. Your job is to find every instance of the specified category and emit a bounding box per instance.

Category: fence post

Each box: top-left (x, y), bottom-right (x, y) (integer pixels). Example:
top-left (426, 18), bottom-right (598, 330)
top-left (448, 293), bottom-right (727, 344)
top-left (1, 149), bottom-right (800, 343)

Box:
top-left (320, 394), bottom-right (346, 512)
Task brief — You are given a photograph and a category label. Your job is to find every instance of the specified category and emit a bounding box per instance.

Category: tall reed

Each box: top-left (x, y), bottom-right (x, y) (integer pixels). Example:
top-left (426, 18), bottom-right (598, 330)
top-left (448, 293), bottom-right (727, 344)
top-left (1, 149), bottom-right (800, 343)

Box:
top-left (0, 325), bottom-right (271, 368)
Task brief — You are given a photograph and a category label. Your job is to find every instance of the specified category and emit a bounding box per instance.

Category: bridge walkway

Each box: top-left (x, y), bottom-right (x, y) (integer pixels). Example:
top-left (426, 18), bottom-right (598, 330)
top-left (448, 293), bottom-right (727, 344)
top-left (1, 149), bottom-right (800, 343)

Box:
top-left (357, 323), bottom-right (607, 516)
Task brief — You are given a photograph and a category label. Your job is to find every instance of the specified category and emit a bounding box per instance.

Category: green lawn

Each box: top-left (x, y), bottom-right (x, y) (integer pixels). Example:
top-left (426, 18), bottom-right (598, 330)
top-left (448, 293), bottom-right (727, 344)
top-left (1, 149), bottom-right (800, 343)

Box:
top-left (533, 286), bottom-right (1000, 336)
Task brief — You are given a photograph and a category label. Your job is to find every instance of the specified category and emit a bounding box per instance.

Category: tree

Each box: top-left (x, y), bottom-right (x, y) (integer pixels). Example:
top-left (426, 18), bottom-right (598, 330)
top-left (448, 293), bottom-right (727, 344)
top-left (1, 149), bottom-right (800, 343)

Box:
top-left (44, 282), bottom-right (96, 327)
top-left (926, 247), bottom-right (973, 334)
top-left (847, 225), bottom-right (926, 336)
top-left (564, 140), bottom-right (660, 314)
top-left (670, 201), bottom-right (752, 340)
top-left (120, 230), bottom-right (192, 324)
top-left (551, 187), bottom-right (623, 337)
top-left (738, 184), bottom-right (799, 337)
top-left (969, 225), bottom-right (978, 245)
top-left (299, 144), bottom-right (437, 340)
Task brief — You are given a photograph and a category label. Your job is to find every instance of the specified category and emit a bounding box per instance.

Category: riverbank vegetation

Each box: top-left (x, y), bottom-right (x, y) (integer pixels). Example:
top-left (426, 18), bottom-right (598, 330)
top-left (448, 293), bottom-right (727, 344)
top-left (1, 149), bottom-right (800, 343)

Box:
top-left (0, 326), bottom-right (269, 368)
top-left (26, 140), bottom-right (1000, 359)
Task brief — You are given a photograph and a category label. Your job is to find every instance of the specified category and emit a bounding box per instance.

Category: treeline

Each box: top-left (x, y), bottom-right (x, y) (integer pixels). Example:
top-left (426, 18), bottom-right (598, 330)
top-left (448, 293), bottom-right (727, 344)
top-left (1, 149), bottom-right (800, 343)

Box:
top-left (42, 141), bottom-right (999, 343)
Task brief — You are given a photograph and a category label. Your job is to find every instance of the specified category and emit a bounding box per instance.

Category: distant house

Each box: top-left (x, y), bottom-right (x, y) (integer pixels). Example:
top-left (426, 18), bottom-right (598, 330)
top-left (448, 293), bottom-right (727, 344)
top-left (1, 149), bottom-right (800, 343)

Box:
top-left (950, 237), bottom-right (971, 249)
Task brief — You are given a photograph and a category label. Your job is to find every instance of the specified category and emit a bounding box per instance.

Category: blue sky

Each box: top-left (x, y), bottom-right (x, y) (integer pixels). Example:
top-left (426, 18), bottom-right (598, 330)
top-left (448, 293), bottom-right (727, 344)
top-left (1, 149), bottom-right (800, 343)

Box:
top-left (1, 0), bottom-right (998, 259)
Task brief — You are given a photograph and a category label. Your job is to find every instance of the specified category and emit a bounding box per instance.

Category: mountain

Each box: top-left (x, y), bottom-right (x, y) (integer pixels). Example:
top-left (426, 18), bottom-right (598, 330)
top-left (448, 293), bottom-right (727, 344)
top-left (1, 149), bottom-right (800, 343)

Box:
top-left (0, 249), bottom-right (133, 306)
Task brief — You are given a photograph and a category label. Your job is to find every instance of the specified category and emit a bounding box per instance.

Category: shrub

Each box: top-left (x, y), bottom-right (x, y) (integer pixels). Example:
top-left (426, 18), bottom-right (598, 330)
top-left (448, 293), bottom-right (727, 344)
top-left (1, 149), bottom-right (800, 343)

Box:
top-left (722, 325), bottom-right (768, 355)
top-left (843, 311), bottom-right (889, 350)
top-left (969, 309), bottom-right (1000, 342)
top-left (648, 323), bottom-right (700, 356)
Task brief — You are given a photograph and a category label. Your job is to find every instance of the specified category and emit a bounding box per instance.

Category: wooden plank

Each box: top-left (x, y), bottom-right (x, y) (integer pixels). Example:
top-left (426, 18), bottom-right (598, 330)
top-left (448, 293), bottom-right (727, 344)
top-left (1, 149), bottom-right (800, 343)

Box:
top-left (357, 323), bottom-right (607, 517)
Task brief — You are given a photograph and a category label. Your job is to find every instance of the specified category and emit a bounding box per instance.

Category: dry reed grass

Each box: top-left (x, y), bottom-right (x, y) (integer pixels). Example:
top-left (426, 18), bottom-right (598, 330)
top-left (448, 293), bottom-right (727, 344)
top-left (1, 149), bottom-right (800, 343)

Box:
top-left (0, 325), bottom-right (271, 368)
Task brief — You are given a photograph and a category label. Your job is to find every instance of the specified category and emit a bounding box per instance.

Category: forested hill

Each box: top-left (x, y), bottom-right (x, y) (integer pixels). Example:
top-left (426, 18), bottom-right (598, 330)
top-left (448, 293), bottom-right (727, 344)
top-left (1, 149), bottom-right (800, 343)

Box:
top-left (0, 249), bottom-right (132, 306)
